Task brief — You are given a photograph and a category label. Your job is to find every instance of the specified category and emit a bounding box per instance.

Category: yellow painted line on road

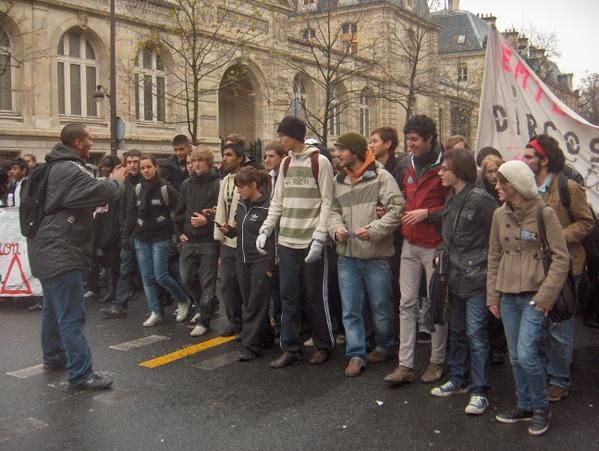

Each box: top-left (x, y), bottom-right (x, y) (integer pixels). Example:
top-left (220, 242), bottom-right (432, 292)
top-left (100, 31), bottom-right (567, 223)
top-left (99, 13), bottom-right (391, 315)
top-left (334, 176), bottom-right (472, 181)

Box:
top-left (138, 336), bottom-right (236, 368)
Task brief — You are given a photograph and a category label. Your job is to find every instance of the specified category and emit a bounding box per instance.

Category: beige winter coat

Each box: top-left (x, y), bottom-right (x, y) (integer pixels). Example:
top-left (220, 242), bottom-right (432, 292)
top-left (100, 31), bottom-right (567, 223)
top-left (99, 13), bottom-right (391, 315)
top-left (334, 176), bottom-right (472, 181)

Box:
top-left (487, 197), bottom-right (570, 310)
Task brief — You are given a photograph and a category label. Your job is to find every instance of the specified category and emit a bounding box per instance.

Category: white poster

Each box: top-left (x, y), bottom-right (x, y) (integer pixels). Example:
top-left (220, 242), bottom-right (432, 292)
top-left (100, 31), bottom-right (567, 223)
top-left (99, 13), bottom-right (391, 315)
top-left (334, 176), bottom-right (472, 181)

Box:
top-left (476, 25), bottom-right (599, 210)
top-left (0, 207), bottom-right (42, 297)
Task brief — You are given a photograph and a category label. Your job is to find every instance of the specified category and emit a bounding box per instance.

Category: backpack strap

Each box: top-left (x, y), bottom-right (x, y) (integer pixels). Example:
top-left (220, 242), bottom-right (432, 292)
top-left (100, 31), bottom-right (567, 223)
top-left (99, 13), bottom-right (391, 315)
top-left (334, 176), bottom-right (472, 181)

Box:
top-left (282, 152), bottom-right (320, 185)
top-left (160, 184), bottom-right (169, 206)
top-left (558, 174), bottom-right (571, 211)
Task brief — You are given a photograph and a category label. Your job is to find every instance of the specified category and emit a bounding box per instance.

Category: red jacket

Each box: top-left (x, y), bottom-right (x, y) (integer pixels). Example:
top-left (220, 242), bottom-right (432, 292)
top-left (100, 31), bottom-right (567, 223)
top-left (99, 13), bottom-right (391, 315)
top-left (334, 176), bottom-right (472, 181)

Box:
top-left (400, 151), bottom-right (449, 248)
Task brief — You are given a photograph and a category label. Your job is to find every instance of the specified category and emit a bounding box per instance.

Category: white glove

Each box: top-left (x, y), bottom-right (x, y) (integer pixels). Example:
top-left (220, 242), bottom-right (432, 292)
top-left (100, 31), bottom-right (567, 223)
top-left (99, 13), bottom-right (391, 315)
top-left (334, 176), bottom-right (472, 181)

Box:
top-left (256, 224), bottom-right (273, 255)
top-left (304, 231), bottom-right (328, 263)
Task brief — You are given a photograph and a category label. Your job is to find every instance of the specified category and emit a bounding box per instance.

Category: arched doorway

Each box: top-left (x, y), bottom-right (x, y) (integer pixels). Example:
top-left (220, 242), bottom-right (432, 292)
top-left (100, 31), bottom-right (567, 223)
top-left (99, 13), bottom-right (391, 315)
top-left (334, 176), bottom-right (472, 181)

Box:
top-left (219, 64), bottom-right (259, 144)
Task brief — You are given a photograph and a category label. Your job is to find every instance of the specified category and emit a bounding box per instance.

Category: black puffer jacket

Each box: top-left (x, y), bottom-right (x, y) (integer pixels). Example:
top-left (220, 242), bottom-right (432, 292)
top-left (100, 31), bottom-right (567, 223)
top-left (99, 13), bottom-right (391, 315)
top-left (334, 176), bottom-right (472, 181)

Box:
top-left (119, 172), bottom-right (142, 241)
top-left (27, 144), bottom-right (122, 279)
top-left (174, 170), bottom-right (220, 243)
top-left (126, 177), bottom-right (179, 243)
top-left (437, 184), bottom-right (498, 298)
top-left (162, 155), bottom-right (188, 192)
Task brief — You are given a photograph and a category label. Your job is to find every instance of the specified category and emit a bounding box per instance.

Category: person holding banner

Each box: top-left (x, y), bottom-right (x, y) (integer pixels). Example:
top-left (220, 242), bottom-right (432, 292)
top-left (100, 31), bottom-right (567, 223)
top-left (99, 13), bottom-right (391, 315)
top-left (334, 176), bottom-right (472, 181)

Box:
top-left (28, 124), bottom-right (125, 390)
top-left (522, 134), bottom-right (594, 402)
top-left (487, 160), bottom-right (569, 436)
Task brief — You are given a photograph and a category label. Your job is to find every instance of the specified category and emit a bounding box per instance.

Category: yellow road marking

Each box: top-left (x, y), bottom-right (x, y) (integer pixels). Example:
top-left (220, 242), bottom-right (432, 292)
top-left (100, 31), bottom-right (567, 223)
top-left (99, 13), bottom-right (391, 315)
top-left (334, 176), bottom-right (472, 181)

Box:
top-left (138, 336), bottom-right (236, 368)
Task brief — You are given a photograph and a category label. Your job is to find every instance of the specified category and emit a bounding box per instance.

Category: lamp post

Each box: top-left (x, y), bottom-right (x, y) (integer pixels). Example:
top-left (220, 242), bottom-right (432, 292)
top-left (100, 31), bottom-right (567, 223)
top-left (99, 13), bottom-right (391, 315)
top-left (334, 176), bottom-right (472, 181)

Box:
top-left (93, 0), bottom-right (117, 156)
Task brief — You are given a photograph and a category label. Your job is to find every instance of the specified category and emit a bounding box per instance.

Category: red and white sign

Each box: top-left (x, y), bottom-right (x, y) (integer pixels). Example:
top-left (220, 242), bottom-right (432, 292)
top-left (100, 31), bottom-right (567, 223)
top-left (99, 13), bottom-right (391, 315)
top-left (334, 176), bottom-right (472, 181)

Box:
top-left (0, 207), bottom-right (42, 297)
top-left (476, 25), bottom-right (599, 210)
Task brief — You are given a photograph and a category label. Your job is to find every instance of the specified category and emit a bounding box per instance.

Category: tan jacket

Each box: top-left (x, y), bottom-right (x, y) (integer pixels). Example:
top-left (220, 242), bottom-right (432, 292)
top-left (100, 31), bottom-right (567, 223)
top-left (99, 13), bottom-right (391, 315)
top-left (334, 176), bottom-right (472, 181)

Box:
top-left (213, 173), bottom-right (239, 249)
top-left (541, 175), bottom-right (594, 276)
top-left (487, 197), bottom-right (570, 310)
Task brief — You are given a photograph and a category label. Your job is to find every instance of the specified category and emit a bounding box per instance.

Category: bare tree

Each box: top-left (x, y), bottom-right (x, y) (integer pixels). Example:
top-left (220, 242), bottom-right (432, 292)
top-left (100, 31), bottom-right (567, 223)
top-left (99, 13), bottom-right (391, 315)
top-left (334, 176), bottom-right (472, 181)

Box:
top-left (277, 1), bottom-right (378, 146)
top-left (377, 0), bottom-right (439, 121)
top-left (579, 73), bottom-right (599, 126)
top-left (525, 26), bottom-right (561, 85)
top-left (124, 0), bottom-right (267, 144)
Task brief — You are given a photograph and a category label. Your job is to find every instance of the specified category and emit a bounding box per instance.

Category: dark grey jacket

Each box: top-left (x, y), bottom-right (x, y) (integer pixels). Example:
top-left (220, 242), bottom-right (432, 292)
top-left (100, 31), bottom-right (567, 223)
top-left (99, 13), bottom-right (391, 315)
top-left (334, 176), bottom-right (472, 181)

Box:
top-left (438, 184), bottom-right (498, 298)
top-left (27, 144), bottom-right (123, 280)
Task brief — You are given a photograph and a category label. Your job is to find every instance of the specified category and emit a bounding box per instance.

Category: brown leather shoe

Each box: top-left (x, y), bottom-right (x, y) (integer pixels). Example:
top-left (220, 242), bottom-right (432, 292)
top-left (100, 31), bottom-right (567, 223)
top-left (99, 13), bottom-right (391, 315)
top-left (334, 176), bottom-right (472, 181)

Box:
top-left (366, 350), bottom-right (393, 364)
top-left (308, 349), bottom-right (330, 365)
top-left (548, 384), bottom-right (569, 402)
top-left (420, 363), bottom-right (444, 383)
top-left (345, 357), bottom-right (365, 377)
top-left (383, 365), bottom-right (415, 385)
top-left (270, 352), bottom-right (302, 369)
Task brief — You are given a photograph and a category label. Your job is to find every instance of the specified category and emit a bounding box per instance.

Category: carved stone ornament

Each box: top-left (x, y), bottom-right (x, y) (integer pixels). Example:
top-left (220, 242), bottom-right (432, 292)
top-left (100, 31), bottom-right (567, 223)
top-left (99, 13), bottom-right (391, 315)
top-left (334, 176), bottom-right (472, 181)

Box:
top-left (78, 12), bottom-right (88, 30)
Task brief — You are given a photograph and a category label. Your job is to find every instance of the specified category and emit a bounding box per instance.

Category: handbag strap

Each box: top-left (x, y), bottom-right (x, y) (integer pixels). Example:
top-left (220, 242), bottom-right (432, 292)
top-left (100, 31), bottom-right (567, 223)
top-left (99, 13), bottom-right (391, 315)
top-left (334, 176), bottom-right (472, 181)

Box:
top-left (536, 204), bottom-right (550, 253)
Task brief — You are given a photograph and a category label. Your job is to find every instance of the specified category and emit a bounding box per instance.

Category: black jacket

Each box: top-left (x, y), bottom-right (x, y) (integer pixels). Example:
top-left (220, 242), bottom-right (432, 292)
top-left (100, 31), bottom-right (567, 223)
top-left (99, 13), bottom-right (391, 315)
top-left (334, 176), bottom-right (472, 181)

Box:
top-left (119, 172), bottom-right (142, 241)
top-left (162, 155), bottom-right (188, 192)
top-left (174, 170), bottom-right (220, 243)
top-left (225, 192), bottom-right (273, 267)
top-left (126, 177), bottom-right (179, 243)
top-left (27, 144), bottom-right (123, 279)
top-left (94, 191), bottom-right (120, 249)
top-left (438, 184), bottom-right (498, 298)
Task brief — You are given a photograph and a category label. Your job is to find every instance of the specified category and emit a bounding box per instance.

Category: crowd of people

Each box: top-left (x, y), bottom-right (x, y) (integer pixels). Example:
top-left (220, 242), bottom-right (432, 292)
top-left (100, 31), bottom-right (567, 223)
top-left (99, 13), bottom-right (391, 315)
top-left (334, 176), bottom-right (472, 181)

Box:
top-left (2, 115), bottom-right (599, 437)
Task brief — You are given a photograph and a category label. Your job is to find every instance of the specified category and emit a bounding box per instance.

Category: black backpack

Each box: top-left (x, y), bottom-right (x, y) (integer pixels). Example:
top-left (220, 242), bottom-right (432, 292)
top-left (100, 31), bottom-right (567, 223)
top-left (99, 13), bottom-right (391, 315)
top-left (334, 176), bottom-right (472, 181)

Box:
top-left (557, 173), bottom-right (599, 261)
top-left (19, 161), bottom-right (61, 238)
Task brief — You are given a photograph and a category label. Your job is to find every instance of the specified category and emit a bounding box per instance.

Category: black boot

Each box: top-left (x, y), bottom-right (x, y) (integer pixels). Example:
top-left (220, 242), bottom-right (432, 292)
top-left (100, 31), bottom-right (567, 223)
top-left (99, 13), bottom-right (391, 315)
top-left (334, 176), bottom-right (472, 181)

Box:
top-left (98, 272), bottom-right (116, 304)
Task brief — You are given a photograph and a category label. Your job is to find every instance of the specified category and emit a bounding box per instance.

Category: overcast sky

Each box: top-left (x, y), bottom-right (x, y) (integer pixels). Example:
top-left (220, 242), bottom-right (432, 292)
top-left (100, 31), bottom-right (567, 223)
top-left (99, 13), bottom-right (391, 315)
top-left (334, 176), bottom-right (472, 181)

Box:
top-left (457, 0), bottom-right (599, 88)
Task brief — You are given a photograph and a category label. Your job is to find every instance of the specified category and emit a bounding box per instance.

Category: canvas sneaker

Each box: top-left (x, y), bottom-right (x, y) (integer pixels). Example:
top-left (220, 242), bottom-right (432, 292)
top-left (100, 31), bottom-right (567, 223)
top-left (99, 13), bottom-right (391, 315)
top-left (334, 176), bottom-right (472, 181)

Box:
top-left (496, 407), bottom-right (534, 424)
top-left (431, 380), bottom-right (469, 397)
top-left (528, 408), bottom-right (551, 436)
top-left (176, 302), bottom-right (191, 322)
top-left (465, 395), bottom-right (489, 415)
top-left (190, 324), bottom-right (208, 337)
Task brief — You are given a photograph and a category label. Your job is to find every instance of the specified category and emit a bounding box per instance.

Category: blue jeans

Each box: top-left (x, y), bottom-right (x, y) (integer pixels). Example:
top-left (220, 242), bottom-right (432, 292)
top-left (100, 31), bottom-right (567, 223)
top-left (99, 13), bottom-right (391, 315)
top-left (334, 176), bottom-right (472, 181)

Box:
top-left (448, 291), bottom-right (490, 395)
top-left (41, 270), bottom-right (93, 384)
top-left (338, 257), bottom-right (394, 361)
top-left (134, 239), bottom-right (188, 314)
top-left (542, 276), bottom-right (579, 390)
top-left (112, 242), bottom-right (136, 310)
top-left (500, 293), bottom-right (548, 410)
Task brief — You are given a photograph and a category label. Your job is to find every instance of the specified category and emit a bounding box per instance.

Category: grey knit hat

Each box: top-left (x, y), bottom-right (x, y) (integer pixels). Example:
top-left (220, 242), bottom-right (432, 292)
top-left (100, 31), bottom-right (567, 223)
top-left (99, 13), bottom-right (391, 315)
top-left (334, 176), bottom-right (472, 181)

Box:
top-left (497, 160), bottom-right (539, 200)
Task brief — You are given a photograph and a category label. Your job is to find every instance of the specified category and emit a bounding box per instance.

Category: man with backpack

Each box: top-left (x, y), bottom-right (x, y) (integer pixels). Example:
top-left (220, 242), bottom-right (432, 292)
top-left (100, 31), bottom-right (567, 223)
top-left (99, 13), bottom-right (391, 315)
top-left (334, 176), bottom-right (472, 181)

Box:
top-left (23, 124), bottom-right (125, 390)
top-left (257, 116), bottom-right (335, 368)
top-left (522, 134), bottom-right (595, 402)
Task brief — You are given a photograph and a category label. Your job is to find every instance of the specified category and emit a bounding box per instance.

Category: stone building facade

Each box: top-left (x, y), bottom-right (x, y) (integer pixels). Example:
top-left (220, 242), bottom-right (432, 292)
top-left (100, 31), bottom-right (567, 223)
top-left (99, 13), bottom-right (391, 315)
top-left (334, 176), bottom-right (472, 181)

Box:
top-left (0, 0), bottom-right (578, 164)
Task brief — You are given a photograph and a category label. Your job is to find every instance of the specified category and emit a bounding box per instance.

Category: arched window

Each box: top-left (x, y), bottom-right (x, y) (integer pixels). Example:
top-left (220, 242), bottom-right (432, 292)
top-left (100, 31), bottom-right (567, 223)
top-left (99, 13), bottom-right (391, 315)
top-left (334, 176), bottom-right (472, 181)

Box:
top-left (359, 91), bottom-right (370, 137)
top-left (135, 47), bottom-right (166, 122)
top-left (57, 30), bottom-right (98, 117)
top-left (0, 26), bottom-right (13, 111)
top-left (291, 75), bottom-right (306, 117)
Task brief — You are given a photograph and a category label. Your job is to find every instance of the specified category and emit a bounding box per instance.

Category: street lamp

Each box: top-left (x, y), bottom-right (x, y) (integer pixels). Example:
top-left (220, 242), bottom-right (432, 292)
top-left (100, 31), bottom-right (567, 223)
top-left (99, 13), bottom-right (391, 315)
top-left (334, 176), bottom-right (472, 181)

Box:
top-left (92, 0), bottom-right (117, 156)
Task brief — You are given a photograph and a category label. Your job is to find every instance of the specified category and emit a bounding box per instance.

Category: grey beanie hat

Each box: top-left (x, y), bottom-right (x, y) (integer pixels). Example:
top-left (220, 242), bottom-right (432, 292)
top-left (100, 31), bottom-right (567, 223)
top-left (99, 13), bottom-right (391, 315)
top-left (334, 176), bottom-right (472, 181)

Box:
top-left (497, 160), bottom-right (539, 200)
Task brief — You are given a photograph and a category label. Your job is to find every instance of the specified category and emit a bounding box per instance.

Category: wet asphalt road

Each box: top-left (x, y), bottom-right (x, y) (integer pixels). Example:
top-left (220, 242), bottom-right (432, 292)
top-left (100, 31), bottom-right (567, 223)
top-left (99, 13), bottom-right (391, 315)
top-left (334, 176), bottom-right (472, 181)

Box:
top-left (1, 294), bottom-right (598, 450)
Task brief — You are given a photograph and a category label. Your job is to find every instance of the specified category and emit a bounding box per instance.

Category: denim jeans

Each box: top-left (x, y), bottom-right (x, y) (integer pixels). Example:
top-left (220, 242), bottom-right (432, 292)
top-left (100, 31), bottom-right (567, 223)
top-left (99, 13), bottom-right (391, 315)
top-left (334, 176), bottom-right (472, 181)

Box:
top-left (41, 270), bottom-right (94, 384)
top-left (112, 242), bottom-right (136, 310)
top-left (179, 241), bottom-right (219, 327)
top-left (338, 257), bottom-right (394, 361)
top-left (134, 238), bottom-right (188, 314)
top-left (448, 291), bottom-right (490, 395)
top-left (542, 276), bottom-right (579, 390)
top-left (500, 293), bottom-right (548, 410)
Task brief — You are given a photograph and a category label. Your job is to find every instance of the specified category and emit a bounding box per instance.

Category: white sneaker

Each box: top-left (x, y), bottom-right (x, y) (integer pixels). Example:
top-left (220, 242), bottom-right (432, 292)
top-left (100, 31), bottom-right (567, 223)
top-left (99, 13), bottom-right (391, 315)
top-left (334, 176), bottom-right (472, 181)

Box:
top-left (189, 313), bottom-right (201, 324)
top-left (190, 324), bottom-right (208, 337)
top-left (304, 338), bottom-right (314, 347)
top-left (84, 290), bottom-right (98, 299)
top-left (176, 302), bottom-right (191, 322)
top-left (465, 395), bottom-right (489, 415)
top-left (143, 312), bottom-right (162, 327)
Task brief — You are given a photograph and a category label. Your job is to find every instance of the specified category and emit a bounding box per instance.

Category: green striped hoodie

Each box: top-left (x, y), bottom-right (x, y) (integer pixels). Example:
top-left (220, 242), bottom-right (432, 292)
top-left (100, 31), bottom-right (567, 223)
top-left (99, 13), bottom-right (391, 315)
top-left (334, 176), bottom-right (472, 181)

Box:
top-left (263, 146), bottom-right (334, 249)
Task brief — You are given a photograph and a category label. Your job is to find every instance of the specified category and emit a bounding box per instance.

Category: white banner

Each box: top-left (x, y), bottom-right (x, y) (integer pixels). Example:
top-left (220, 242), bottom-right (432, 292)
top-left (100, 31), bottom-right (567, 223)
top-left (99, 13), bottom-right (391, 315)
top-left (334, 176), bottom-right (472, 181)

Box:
top-left (0, 207), bottom-right (42, 297)
top-left (476, 25), bottom-right (599, 210)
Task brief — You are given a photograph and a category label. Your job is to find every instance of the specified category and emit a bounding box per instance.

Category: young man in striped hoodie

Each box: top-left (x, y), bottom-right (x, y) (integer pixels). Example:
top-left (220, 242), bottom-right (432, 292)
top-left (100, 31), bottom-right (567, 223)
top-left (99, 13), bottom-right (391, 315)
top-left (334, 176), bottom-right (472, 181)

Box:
top-left (257, 116), bottom-right (335, 368)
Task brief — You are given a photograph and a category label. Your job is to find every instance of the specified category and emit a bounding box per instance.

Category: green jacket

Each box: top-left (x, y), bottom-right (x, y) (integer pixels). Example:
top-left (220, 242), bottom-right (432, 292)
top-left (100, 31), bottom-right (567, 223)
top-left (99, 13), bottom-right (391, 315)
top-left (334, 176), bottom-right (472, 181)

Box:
top-left (328, 161), bottom-right (404, 259)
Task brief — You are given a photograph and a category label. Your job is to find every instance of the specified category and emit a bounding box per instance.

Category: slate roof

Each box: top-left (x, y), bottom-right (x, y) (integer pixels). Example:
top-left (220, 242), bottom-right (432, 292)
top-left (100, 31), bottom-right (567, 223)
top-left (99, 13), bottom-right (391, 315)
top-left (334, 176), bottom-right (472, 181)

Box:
top-left (431, 9), bottom-right (489, 54)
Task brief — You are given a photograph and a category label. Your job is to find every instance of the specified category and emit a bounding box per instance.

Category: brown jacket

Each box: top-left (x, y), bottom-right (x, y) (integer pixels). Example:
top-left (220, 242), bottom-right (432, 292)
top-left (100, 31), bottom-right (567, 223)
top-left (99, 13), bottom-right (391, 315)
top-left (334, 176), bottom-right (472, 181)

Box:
top-left (487, 197), bottom-right (570, 310)
top-left (541, 175), bottom-right (594, 276)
